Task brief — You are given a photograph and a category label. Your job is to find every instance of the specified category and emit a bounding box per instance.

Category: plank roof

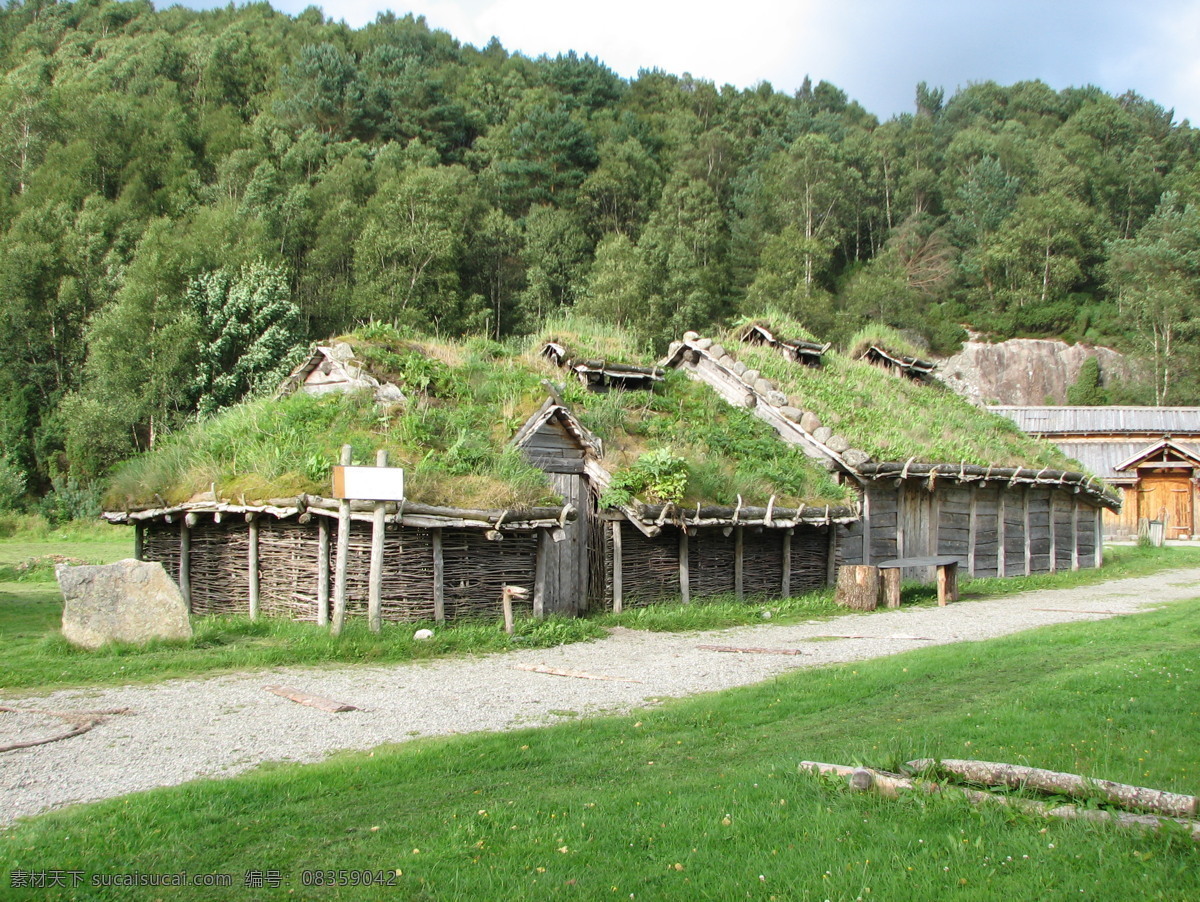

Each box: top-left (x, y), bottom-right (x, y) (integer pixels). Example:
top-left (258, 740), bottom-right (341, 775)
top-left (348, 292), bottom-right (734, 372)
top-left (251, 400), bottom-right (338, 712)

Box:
top-left (991, 406), bottom-right (1200, 436)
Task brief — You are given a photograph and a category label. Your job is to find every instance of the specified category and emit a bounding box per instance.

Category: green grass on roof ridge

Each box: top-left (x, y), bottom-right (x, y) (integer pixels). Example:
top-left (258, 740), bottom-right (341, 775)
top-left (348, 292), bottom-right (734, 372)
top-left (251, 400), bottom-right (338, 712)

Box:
top-left (733, 343), bottom-right (1080, 472)
top-left (105, 319), bottom-right (850, 512)
top-left (723, 312), bottom-right (824, 346)
top-left (845, 324), bottom-right (925, 361)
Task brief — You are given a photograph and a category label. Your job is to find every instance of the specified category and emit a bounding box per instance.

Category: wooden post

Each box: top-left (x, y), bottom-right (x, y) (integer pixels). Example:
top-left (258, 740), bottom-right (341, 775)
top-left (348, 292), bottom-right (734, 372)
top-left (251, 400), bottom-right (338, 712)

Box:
top-left (1023, 488), bottom-right (1032, 576)
top-left (432, 528), bottom-right (445, 622)
top-left (532, 530), bottom-right (548, 618)
top-left (1048, 492), bottom-right (1057, 573)
top-left (895, 485), bottom-right (906, 558)
top-left (1070, 495), bottom-right (1080, 571)
top-left (247, 514), bottom-right (260, 620)
top-left (861, 490), bottom-right (872, 565)
top-left (331, 444), bottom-right (352, 636)
top-left (967, 485), bottom-right (977, 577)
top-left (317, 518), bottom-right (330, 626)
top-left (1095, 506), bottom-right (1104, 568)
top-left (611, 521), bottom-right (623, 614)
top-left (997, 491), bottom-right (1007, 577)
top-left (881, 568), bottom-right (902, 608)
top-left (179, 518), bottom-right (191, 609)
top-left (679, 531), bottom-right (691, 604)
top-left (734, 526), bottom-right (744, 601)
top-left (826, 525), bottom-right (838, 586)
top-left (782, 527), bottom-right (792, 599)
top-left (133, 523), bottom-right (144, 561)
top-left (502, 587), bottom-right (515, 635)
top-left (936, 561), bottom-right (958, 606)
top-left (367, 449), bottom-right (387, 633)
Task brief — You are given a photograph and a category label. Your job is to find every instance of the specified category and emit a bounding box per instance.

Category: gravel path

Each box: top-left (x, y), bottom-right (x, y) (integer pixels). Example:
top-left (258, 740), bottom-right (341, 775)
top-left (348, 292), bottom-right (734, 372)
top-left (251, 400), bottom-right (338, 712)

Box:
top-left (4, 567), bottom-right (1200, 826)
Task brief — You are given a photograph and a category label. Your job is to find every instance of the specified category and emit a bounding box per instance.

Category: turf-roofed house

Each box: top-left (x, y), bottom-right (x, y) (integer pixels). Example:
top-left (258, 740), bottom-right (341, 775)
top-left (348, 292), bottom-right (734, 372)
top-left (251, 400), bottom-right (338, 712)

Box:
top-left (663, 321), bottom-right (1120, 582)
top-left (102, 322), bottom-right (856, 624)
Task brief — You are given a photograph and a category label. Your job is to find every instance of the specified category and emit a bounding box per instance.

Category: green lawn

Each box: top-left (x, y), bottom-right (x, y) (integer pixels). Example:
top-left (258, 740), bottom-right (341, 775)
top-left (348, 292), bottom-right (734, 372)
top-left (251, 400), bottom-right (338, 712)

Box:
top-left (3, 597), bottom-right (1198, 900)
top-left (3, 534), bottom-right (1200, 694)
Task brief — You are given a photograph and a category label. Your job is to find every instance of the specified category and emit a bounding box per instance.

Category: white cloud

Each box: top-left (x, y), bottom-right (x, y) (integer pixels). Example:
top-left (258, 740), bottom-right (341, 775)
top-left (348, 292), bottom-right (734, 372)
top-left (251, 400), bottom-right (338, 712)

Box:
top-left (194, 0), bottom-right (1200, 121)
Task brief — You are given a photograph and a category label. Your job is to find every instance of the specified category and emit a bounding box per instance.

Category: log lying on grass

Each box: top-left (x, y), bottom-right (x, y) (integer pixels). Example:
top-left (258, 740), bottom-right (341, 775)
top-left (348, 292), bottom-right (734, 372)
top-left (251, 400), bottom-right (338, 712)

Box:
top-left (908, 758), bottom-right (1199, 819)
top-left (799, 760), bottom-right (1200, 841)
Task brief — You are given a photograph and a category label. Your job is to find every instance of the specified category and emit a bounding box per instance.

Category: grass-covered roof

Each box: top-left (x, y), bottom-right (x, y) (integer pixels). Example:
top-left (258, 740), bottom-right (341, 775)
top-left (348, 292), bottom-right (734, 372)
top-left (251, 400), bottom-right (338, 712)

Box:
top-left (725, 319), bottom-right (1080, 471)
top-left (105, 318), bottom-right (850, 512)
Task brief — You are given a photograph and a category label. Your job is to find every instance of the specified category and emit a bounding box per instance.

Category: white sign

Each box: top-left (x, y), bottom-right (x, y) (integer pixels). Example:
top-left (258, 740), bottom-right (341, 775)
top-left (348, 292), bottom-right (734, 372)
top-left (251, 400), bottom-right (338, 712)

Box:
top-left (332, 466), bottom-right (406, 501)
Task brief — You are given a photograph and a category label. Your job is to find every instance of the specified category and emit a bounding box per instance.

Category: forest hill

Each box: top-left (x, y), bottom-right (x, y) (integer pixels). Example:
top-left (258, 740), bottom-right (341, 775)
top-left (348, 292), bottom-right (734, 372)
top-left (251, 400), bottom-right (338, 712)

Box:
top-left (0, 0), bottom-right (1195, 508)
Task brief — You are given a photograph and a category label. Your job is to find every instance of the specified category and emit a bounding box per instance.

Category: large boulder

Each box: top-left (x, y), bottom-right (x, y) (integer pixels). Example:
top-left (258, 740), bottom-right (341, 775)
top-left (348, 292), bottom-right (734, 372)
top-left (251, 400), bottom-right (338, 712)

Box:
top-left (57, 560), bottom-right (192, 650)
top-left (935, 337), bottom-right (1134, 406)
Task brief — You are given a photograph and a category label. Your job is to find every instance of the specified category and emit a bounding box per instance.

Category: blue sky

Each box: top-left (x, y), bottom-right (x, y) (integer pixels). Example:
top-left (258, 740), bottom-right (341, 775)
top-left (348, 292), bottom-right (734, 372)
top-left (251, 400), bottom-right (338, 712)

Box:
top-left (175, 0), bottom-right (1200, 123)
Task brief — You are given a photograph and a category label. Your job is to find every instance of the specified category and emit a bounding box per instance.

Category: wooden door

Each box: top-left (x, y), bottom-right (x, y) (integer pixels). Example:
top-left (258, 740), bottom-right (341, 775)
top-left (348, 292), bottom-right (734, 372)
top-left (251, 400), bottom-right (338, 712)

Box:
top-left (899, 484), bottom-right (935, 581)
top-left (1138, 472), bottom-right (1193, 539)
top-left (540, 471), bottom-right (589, 614)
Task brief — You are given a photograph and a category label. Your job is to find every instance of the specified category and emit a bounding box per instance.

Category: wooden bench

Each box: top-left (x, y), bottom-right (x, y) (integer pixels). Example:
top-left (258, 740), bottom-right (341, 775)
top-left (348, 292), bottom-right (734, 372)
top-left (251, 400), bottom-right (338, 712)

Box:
top-left (876, 556), bottom-right (961, 608)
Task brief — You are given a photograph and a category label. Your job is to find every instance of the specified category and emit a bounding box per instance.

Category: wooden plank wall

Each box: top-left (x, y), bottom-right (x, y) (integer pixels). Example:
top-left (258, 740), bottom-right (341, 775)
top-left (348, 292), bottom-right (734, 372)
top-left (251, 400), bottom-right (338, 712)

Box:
top-left (971, 487), bottom-right (1002, 577)
top-left (936, 486), bottom-right (971, 561)
top-left (866, 485), bottom-right (899, 563)
top-left (837, 482), bottom-right (1105, 578)
top-left (520, 416), bottom-right (586, 473)
top-left (840, 518), bottom-right (865, 565)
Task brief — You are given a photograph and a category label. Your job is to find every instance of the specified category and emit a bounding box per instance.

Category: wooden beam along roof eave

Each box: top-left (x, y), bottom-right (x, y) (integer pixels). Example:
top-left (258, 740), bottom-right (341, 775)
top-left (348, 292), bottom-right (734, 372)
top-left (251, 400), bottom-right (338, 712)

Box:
top-left (855, 461), bottom-right (1121, 510)
top-left (627, 501), bottom-right (859, 529)
top-left (103, 495), bottom-right (579, 530)
top-left (864, 345), bottom-right (936, 374)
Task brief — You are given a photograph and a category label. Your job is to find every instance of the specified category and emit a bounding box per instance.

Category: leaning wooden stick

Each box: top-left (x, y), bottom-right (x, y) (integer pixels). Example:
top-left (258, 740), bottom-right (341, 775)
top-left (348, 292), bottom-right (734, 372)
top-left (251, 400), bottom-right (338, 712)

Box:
top-left (501, 584), bottom-right (529, 635)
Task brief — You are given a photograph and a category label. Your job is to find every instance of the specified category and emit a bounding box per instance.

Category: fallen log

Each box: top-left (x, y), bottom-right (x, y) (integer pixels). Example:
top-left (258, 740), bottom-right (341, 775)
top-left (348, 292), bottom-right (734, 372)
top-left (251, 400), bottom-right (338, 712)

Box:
top-left (908, 758), bottom-right (1199, 819)
top-left (0, 705), bottom-right (133, 753)
top-left (696, 645), bottom-right (803, 656)
top-left (264, 686), bottom-right (357, 713)
top-left (1031, 609), bottom-right (1119, 615)
top-left (513, 664), bottom-right (642, 683)
top-left (800, 760), bottom-right (1200, 841)
top-left (800, 761), bottom-right (917, 799)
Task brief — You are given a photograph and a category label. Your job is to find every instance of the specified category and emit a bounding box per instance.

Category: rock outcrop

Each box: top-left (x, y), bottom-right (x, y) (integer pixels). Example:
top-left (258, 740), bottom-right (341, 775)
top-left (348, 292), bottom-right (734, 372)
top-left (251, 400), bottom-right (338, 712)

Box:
top-left (58, 559), bottom-right (192, 649)
top-left (935, 339), bottom-right (1133, 406)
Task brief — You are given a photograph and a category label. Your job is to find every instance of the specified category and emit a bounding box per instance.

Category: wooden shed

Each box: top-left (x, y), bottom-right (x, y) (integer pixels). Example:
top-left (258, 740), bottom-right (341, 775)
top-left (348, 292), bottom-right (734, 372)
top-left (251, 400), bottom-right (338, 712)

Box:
top-left (991, 406), bottom-right (1200, 538)
top-left (663, 330), bottom-right (1119, 582)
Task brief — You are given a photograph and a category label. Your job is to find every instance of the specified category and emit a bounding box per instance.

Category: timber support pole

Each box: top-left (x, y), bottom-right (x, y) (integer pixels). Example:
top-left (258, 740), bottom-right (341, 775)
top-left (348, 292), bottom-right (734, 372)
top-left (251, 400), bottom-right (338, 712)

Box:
top-left (367, 449), bottom-right (387, 633)
top-left (316, 518), bottom-right (330, 626)
top-left (611, 521), bottom-right (623, 613)
top-left (433, 528), bottom-right (445, 622)
top-left (179, 518), bottom-right (191, 609)
top-left (331, 444), bottom-right (352, 636)
top-left (247, 513), bottom-right (260, 620)
top-left (679, 531), bottom-right (690, 604)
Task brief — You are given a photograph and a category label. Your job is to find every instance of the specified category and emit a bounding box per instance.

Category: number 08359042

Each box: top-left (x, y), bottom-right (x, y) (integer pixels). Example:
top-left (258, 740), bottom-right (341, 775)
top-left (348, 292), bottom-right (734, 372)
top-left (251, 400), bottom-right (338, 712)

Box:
top-left (300, 869), bottom-right (398, 887)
